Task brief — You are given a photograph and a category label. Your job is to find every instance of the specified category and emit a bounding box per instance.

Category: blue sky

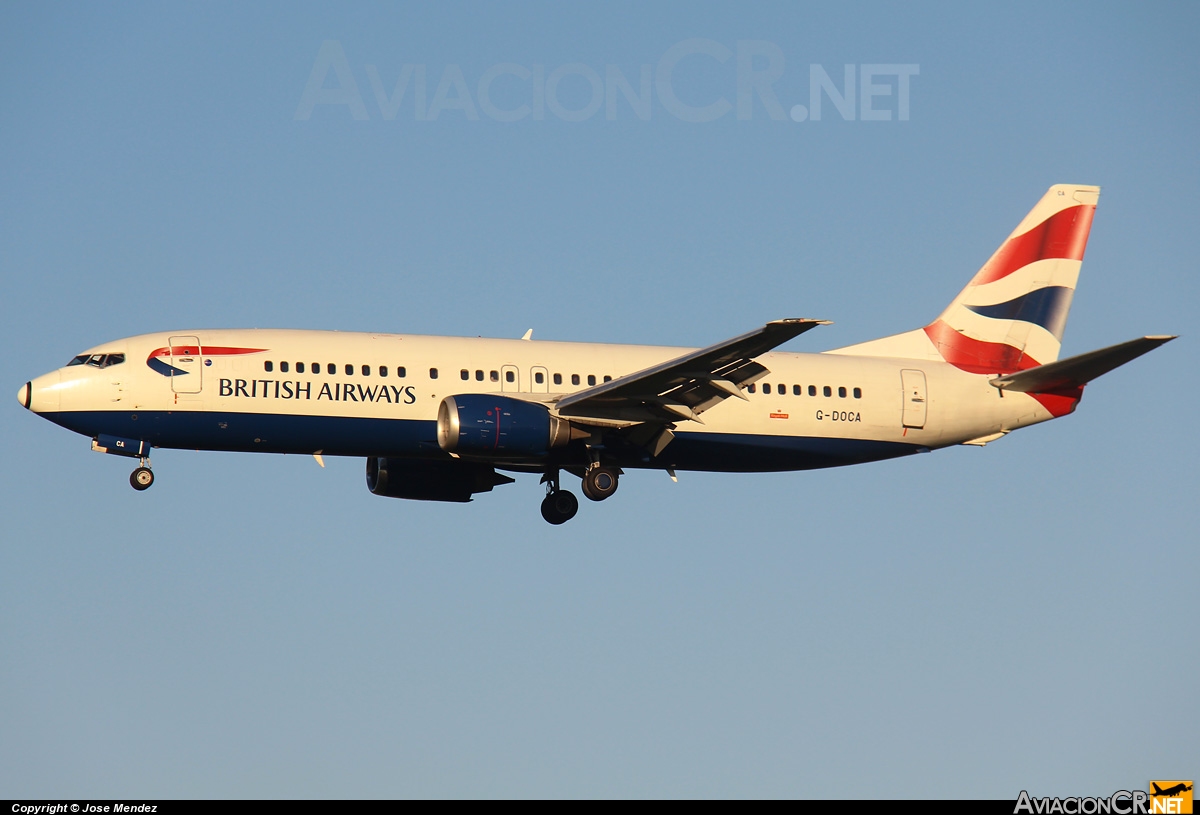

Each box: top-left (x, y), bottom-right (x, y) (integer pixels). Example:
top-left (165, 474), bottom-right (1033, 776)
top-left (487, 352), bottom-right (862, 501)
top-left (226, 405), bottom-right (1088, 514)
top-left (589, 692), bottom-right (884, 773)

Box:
top-left (1, 1), bottom-right (1196, 799)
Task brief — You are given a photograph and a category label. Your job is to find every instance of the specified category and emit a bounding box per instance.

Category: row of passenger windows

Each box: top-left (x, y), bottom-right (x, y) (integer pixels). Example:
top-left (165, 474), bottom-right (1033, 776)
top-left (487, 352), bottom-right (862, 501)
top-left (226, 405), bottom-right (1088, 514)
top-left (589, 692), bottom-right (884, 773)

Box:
top-left (265, 361), bottom-right (409, 378)
top-left (748, 383), bottom-right (863, 399)
top-left (259, 359), bottom-right (858, 399)
top-left (262, 360), bottom-right (614, 388)
top-left (460, 369), bottom-right (612, 386)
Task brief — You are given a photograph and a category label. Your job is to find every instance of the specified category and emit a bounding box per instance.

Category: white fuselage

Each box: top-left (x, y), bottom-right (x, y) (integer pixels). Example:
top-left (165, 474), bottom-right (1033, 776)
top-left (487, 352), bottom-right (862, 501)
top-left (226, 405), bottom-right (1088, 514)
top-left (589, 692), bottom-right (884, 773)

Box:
top-left (22, 328), bottom-right (1062, 473)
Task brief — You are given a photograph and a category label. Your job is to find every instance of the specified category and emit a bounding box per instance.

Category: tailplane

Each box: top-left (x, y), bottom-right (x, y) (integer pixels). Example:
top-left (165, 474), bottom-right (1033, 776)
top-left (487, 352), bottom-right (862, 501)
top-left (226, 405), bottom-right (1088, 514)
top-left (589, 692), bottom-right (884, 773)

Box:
top-left (829, 184), bottom-right (1100, 373)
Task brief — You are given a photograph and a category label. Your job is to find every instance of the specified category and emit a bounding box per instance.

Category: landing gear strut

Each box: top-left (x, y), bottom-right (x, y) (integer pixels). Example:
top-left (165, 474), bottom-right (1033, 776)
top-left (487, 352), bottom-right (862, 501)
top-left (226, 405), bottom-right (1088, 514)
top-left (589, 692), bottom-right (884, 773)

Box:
top-left (581, 466), bottom-right (619, 502)
top-left (539, 469), bottom-right (578, 525)
top-left (130, 459), bottom-right (154, 491)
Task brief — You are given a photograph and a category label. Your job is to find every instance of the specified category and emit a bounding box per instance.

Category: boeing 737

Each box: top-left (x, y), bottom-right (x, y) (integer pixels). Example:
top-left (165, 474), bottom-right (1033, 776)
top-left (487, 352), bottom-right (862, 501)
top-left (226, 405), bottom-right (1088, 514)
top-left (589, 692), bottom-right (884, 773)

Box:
top-left (17, 184), bottom-right (1175, 524)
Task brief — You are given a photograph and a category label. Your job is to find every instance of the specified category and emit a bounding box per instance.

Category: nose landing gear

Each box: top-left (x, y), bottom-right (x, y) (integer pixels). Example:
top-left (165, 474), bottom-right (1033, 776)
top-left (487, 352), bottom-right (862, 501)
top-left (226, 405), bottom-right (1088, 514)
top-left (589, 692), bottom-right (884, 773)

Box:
top-left (130, 459), bottom-right (154, 491)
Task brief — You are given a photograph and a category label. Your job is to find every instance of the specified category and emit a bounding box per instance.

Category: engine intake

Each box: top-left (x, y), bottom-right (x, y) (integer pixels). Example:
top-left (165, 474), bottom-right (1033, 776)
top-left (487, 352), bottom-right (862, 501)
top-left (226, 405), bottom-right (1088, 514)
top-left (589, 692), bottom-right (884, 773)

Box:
top-left (366, 457), bottom-right (513, 502)
top-left (437, 394), bottom-right (579, 457)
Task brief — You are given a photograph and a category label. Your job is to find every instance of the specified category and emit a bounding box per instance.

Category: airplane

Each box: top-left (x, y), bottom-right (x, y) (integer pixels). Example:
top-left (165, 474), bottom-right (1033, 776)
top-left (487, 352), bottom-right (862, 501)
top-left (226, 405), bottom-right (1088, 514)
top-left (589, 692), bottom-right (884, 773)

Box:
top-left (17, 184), bottom-right (1175, 524)
top-left (1152, 784), bottom-right (1193, 798)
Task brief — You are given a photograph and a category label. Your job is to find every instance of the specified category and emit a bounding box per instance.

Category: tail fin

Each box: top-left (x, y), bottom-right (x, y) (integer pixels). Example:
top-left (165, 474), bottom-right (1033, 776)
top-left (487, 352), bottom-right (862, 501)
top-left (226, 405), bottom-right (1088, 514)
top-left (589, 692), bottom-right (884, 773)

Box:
top-left (828, 184), bottom-right (1100, 373)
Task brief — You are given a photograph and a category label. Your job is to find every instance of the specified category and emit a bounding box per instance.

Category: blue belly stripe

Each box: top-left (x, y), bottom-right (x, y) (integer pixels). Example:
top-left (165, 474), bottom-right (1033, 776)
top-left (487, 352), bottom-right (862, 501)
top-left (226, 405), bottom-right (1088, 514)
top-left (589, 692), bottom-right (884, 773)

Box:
top-left (42, 410), bottom-right (923, 472)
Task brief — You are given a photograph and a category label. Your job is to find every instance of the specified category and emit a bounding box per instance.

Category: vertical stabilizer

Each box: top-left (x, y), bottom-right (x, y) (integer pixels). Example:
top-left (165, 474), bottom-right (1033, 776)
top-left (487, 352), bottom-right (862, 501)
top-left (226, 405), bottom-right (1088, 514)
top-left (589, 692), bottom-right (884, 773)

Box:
top-left (828, 184), bottom-right (1100, 373)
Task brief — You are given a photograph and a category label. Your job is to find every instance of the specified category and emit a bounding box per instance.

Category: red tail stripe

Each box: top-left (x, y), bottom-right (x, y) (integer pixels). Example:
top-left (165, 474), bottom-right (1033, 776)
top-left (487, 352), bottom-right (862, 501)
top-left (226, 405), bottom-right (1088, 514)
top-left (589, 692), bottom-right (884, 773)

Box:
top-left (1030, 389), bottom-right (1082, 418)
top-left (923, 320), bottom-right (1041, 375)
top-left (971, 204), bottom-right (1095, 286)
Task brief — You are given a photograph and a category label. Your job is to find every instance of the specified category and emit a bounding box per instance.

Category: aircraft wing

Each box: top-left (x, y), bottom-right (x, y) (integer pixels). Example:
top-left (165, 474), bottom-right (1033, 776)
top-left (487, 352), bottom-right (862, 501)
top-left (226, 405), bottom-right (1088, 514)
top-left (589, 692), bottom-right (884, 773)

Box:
top-left (554, 318), bottom-right (829, 425)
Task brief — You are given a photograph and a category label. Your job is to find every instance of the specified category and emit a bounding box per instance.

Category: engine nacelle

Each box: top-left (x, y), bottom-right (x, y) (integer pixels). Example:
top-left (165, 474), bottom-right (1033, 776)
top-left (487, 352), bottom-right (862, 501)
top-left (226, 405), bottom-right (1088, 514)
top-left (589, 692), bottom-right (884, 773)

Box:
top-left (437, 394), bottom-right (576, 457)
top-left (366, 456), bottom-right (513, 502)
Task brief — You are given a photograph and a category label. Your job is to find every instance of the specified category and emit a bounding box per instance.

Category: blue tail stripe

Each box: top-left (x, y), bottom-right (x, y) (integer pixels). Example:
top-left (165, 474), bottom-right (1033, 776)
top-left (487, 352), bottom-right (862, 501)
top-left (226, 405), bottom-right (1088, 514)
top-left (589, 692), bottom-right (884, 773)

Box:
top-left (965, 286), bottom-right (1074, 339)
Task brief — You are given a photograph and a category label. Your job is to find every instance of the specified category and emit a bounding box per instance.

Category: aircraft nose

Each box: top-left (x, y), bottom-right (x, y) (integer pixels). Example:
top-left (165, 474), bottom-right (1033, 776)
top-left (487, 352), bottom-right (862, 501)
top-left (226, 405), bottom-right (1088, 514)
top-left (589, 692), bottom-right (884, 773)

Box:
top-left (23, 371), bottom-right (62, 413)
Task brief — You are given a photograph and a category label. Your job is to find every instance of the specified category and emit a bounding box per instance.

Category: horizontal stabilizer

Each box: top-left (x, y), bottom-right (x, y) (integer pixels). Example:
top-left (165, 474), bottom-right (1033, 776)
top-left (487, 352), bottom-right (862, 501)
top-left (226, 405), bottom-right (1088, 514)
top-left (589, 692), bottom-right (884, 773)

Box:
top-left (989, 335), bottom-right (1176, 392)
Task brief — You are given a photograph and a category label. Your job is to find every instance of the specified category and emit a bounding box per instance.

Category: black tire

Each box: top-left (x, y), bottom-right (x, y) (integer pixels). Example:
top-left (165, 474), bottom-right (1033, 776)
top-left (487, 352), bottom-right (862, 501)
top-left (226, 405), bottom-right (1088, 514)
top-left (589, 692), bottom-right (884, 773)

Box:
top-left (130, 467), bottom-right (154, 491)
top-left (582, 467), bottom-right (619, 502)
top-left (540, 490), bottom-right (579, 524)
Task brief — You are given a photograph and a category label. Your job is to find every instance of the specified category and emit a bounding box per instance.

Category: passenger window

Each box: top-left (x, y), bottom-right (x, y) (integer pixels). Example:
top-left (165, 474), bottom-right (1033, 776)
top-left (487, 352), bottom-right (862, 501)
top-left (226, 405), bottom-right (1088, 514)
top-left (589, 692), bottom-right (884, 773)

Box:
top-left (571, 374), bottom-right (580, 386)
top-left (808, 385), bottom-right (816, 396)
top-left (535, 372), bottom-right (545, 384)
top-left (823, 386), bottom-right (832, 397)
top-left (853, 387), bottom-right (862, 399)
top-left (327, 363), bottom-right (336, 375)
top-left (475, 370), bottom-right (484, 381)
top-left (461, 369), bottom-right (470, 381)
top-left (296, 362), bottom-right (305, 374)
top-left (265, 361), bottom-right (274, 372)
top-left (505, 370), bottom-right (515, 383)
top-left (793, 384), bottom-right (801, 395)
top-left (362, 365), bottom-right (370, 376)
top-left (587, 375), bottom-right (596, 386)
top-left (280, 361), bottom-right (289, 373)
top-left (603, 375), bottom-right (612, 382)
top-left (429, 368), bottom-right (438, 379)
top-left (345, 364), bottom-right (353, 375)
top-left (763, 383), bottom-right (771, 394)
top-left (490, 370), bottom-right (499, 382)
top-left (747, 383), bottom-right (756, 393)
top-left (553, 373), bottom-right (562, 385)
top-left (313, 362), bottom-right (320, 374)
top-left (397, 367), bottom-right (406, 378)
top-left (838, 386), bottom-right (847, 398)
top-left (380, 366), bottom-right (388, 377)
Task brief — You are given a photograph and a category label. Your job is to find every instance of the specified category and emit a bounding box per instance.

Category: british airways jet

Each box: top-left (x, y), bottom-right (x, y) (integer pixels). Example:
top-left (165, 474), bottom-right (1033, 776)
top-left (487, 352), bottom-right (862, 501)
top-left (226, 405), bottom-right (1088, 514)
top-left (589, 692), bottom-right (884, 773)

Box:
top-left (17, 185), bottom-right (1174, 524)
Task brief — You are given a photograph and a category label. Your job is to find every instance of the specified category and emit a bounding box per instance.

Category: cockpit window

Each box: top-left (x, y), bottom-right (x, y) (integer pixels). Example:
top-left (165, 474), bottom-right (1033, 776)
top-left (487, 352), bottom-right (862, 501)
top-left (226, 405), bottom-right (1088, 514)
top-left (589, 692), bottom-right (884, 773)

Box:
top-left (69, 353), bottom-right (125, 369)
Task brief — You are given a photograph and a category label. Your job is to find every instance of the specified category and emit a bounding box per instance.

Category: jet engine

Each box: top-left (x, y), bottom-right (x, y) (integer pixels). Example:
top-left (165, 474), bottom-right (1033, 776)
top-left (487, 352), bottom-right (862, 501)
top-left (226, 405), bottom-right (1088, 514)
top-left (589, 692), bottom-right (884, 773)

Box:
top-left (365, 456), bottom-right (513, 502)
top-left (437, 394), bottom-right (581, 457)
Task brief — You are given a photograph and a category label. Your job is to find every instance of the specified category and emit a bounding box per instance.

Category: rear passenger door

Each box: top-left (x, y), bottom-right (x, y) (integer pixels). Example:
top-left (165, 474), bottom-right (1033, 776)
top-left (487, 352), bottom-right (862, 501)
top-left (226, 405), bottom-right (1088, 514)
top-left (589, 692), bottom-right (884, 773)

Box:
top-left (901, 369), bottom-right (927, 429)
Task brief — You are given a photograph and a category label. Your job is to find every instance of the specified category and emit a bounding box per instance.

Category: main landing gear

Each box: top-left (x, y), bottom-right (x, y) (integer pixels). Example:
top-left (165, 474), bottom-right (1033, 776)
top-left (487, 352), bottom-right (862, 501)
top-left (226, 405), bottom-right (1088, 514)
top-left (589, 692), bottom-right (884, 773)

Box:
top-left (538, 465), bottom-right (622, 524)
top-left (539, 470), bottom-right (578, 525)
top-left (130, 459), bottom-right (154, 491)
top-left (581, 466), bottom-right (619, 502)
top-left (540, 489), bottom-right (579, 525)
